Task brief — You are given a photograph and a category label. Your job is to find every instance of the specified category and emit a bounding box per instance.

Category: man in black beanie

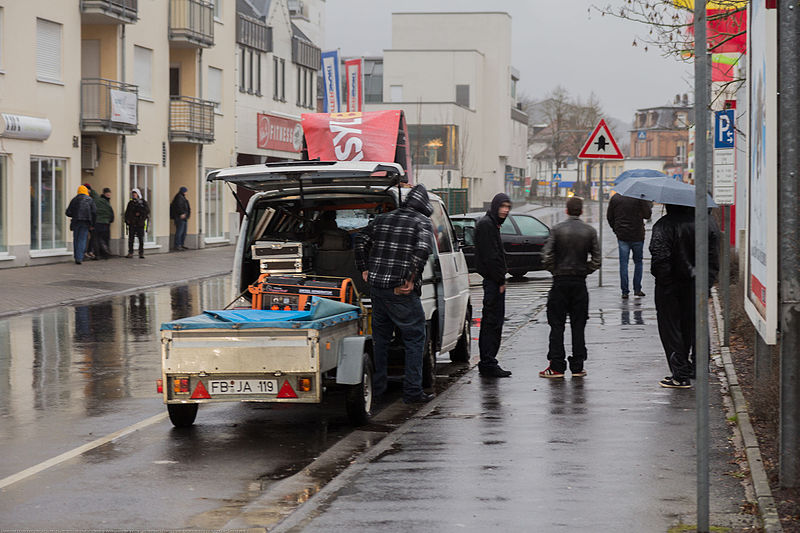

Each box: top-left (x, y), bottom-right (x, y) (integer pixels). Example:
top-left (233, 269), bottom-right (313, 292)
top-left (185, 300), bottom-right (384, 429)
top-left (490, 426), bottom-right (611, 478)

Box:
top-left (474, 193), bottom-right (513, 378)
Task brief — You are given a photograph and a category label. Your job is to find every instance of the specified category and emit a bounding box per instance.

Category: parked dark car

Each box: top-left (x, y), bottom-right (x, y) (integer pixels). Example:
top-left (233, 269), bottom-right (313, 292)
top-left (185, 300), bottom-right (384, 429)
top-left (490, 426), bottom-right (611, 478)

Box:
top-left (450, 212), bottom-right (550, 277)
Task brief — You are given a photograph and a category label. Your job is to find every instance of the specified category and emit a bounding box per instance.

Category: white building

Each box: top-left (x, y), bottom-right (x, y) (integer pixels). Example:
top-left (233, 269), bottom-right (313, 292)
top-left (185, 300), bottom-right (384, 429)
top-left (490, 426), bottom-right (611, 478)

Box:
top-left (363, 12), bottom-right (528, 209)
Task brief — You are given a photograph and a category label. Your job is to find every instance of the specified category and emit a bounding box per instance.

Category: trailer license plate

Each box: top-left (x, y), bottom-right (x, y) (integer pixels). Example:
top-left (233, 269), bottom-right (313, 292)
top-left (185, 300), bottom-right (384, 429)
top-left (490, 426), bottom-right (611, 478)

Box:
top-left (208, 379), bottom-right (277, 395)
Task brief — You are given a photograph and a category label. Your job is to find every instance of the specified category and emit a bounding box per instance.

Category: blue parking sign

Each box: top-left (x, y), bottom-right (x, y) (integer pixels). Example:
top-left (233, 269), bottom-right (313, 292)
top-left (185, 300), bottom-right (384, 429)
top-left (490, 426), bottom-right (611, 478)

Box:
top-left (714, 110), bottom-right (735, 149)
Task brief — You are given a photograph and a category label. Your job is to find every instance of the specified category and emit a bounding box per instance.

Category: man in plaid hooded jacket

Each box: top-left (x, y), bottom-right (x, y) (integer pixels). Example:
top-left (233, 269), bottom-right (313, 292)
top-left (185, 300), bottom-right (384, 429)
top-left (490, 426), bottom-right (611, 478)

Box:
top-left (355, 183), bottom-right (435, 404)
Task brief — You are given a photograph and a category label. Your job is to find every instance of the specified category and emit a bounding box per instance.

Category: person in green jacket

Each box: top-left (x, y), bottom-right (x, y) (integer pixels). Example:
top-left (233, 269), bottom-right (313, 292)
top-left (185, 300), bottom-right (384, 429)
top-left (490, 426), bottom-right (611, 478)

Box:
top-left (85, 183), bottom-right (99, 259)
top-left (93, 187), bottom-right (115, 259)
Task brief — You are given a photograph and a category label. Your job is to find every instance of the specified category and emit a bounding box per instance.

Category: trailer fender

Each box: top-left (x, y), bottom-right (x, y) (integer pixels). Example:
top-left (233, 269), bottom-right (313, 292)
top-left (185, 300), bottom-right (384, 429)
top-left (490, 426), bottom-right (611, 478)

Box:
top-left (336, 336), bottom-right (371, 385)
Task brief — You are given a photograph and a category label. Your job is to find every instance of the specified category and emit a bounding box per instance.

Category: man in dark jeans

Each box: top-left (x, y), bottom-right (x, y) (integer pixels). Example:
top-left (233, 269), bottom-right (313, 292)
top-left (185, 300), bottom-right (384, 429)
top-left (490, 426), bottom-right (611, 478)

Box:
top-left (355, 184), bottom-right (435, 404)
top-left (540, 196), bottom-right (601, 378)
top-left (606, 192), bottom-right (652, 298)
top-left (474, 193), bottom-right (513, 378)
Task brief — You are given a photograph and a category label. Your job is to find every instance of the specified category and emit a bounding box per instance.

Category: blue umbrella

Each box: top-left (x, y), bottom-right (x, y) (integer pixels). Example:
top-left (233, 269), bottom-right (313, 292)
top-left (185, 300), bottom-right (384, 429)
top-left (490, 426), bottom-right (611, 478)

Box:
top-left (613, 176), bottom-right (718, 208)
top-left (613, 168), bottom-right (667, 185)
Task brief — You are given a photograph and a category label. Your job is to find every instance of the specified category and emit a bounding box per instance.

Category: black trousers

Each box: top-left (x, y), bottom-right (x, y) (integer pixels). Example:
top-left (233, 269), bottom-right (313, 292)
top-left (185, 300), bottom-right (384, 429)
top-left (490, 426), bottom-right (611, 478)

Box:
top-left (128, 225), bottom-right (145, 256)
top-left (546, 276), bottom-right (589, 372)
top-left (94, 222), bottom-right (111, 257)
top-left (655, 282), bottom-right (695, 381)
top-left (478, 278), bottom-right (505, 371)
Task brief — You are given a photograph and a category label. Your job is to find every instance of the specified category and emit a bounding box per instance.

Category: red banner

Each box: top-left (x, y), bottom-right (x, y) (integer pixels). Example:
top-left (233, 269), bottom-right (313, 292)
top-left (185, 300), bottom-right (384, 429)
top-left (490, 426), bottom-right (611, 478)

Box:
top-left (257, 113), bottom-right (304, 153)
top-left (344, 59), bottom-right (363, 113)
top-left (301, 110), bottom-right (412, 175)
top-left (688, 9), bottom-right (747, 54)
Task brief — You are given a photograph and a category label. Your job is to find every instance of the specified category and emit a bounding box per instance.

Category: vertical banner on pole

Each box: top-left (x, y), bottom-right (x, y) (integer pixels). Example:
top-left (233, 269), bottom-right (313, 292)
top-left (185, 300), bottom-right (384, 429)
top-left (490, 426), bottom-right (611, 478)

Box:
top-left (321, 50), bottom-right (341, 113)
top-left (345, 58), bottom-right (363, 113)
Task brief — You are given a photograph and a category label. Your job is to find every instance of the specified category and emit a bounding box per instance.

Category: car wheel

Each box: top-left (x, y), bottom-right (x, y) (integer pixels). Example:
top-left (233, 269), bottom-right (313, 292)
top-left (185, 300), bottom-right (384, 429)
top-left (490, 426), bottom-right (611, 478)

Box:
top-left (167, 404), bottom-right (198, 428)
top-left (422, 321), bottom-right (436, 390)
top-left (509, 269), bottom-right (528, 278)
top-left (450, 308), bottom-right (472, 363)
top-left (345, 353), bottom-right (373, 426)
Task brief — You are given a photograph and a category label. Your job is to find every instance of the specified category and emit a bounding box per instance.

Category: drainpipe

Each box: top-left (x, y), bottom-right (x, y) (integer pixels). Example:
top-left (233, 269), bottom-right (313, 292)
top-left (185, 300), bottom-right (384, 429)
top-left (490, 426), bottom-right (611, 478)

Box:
top-left (119, 24), bottom-right (127, 255)
top-left (197, 48), bottom-right (205, 249)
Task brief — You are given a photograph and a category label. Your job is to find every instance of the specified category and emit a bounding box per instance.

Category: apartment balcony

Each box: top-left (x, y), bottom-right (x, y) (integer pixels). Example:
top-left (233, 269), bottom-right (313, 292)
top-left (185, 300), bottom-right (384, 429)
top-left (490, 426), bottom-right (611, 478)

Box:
top-left (169, 0), bottom-right (214, 48)
top-left (80, 78), bottom-right (139, 135)
top-left (237, 13), bottom-right (272, 52)
top-left (169, 96), bottom-right (214, 143)
top-left (80, 0), bottom-right (138, 24)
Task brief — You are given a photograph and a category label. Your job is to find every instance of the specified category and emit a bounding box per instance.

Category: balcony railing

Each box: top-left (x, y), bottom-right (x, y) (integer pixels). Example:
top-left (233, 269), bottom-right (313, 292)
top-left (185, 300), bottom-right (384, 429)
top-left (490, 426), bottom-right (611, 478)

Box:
top-left (169, 0), bottom-right (214, 48)
top-left (237, 13), bottom-right (272, 52)
top-left (80, 0), bottom-right (138, 24)
top-left (80, 78), bottom-right (139, 134)
top-left (169, 96), bottom-right (214, 143)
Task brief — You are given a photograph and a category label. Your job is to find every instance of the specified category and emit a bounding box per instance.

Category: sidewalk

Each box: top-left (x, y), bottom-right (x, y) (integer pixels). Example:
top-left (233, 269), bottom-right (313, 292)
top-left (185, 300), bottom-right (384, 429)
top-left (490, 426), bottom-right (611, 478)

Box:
top-left (0, 245), bottom-right (235, 318)
top-left (267, 263), bottom-right (758, 532)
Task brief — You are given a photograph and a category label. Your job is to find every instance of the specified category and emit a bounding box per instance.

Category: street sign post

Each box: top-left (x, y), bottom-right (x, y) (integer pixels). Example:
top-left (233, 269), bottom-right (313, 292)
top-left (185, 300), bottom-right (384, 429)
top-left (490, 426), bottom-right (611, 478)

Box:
top-left (579, 119), bottom-right (624, 287)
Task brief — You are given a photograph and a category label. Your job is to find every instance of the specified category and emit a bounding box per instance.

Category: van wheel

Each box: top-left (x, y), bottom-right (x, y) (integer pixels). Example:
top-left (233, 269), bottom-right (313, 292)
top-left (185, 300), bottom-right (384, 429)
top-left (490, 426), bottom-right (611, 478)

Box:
top-left (168, 404), bottom-right (198, 428)
top-left (509, 269), bottom-right (528, 278)
top-left (450, 309), bottom-right (472, 363)
top-left (346, 353), bottom-right (373, 426)
top-left (422, 321), bottom-right (436, 390)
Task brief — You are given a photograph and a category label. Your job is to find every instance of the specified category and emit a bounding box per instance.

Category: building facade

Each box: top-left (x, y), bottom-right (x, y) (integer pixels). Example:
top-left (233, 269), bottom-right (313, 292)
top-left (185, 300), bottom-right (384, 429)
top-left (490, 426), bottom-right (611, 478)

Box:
top-left (0, 0), bottom-right (320, 269)
top-left (628, 96), bottom-right (693, 181)
top-left (362, 12), bottom-right (528, 209)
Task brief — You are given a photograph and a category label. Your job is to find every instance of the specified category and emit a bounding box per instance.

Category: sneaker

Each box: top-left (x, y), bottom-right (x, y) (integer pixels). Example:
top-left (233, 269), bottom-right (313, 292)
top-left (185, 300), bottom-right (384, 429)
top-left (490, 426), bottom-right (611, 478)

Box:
top-left (659, 377), bottom-right (691, 389)
top-left (634, 291), bottom-right (646, 297)
top-left (403, 392), bottom-right (435, 404)
top-left (539, 367), bottom-right (565, 378)
top-left (126, 253), bottom-right (133, 258)
top-left (571, 369), bottom-right (587, 377)
top-left (479, 366), bottom-right (512, 378)
top-left (139, 254), bottom-right (145, 259)
top-left (621, 293), bottom-right (629, 299)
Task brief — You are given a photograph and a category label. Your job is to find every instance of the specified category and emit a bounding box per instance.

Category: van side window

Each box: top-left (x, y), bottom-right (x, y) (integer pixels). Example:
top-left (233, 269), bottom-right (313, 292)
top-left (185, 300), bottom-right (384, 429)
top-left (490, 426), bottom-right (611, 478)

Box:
top-left (430, 200), bottom-right (454, 253)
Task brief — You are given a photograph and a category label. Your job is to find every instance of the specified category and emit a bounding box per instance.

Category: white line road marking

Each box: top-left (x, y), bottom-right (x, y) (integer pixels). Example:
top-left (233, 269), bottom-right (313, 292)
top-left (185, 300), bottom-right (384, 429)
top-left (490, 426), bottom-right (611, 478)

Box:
top-left (0, 412), bottom-right (168, 490)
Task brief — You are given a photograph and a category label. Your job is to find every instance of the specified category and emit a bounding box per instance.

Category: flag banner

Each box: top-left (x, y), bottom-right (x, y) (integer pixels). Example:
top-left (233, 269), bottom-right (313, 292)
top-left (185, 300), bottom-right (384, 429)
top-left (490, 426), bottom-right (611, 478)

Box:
top-left (345, 59), bottom-right (363, 113)
top-left (302, 110), bottom-right (413, 177)
top-left (320, 50), bottom-right (341, 113)
top-left (687, 8), bottom-right (747, 54)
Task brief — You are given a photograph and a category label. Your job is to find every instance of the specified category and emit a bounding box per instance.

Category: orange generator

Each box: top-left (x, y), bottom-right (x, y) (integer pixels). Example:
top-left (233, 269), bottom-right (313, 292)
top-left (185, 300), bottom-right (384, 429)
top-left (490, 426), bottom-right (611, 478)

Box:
top-left (248, 274), bottom-right (357, 311)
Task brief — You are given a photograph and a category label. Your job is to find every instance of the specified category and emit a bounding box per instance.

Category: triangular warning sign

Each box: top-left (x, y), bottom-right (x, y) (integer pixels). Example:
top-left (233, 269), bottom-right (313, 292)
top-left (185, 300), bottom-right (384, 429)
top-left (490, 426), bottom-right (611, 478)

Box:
top-left (191, 381), bottom-right (211, 399)
top-left (276, 380), bottom-right (298, 398)
top-left (578, 119), bottom-right (624, 160)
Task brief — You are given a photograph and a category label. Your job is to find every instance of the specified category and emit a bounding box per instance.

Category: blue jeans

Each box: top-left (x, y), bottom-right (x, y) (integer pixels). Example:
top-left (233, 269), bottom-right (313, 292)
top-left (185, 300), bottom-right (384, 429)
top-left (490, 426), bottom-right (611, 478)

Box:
top-left (72, 221), bottom-right (90, 262)
top-left (618, 240), bottom-right (644, 295)
top-left (370, 286), bottom-right (426, 401)
top-left (174, 218), bottom-right (187, 248)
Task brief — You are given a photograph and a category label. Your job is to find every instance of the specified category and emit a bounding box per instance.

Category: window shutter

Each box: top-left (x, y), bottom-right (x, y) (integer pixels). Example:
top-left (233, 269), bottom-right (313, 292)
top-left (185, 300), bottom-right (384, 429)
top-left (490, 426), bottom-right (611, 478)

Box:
top-left (134, 46), bottom-right (152, 97)
top-left (208, 66), bottom-right (222, 111)
top-left (36, 19), bottom-right (61, 81)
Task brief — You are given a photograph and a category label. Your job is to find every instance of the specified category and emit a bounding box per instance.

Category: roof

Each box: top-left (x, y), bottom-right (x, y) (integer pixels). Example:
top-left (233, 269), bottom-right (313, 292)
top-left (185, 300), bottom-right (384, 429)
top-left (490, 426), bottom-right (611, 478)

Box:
top-left (291, 22), bottom-right (312, 43)
top-left (236, 0), bottom-right (270, 19)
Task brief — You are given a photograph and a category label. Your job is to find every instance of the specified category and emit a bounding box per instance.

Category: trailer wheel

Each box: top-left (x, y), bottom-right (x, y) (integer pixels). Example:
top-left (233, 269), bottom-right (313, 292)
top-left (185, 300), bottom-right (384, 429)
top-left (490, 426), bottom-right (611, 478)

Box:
top-left (422, 321), bottom-right (436, 390)
top-left (346, 353), bottom-right (373, 426)
top-left (450, 308), bottom-right (472, 363)
top-left (167, 404), bottom-right (198, 428)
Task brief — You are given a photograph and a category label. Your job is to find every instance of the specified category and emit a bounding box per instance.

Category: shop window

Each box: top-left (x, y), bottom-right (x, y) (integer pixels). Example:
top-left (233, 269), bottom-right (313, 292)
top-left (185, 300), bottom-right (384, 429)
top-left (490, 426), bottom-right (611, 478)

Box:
top-left (129, 164), bottom-right (155, 244)
top-left (30, 157), bottom-right (66, 251)
top-left (409, 125), bottom-right (459, 167)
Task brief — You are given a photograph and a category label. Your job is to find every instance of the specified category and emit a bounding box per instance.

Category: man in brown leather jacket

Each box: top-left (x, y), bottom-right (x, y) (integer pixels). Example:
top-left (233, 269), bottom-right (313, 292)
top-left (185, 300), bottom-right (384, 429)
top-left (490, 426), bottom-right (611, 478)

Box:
top-left (539, 196), bottom-right (601, 378)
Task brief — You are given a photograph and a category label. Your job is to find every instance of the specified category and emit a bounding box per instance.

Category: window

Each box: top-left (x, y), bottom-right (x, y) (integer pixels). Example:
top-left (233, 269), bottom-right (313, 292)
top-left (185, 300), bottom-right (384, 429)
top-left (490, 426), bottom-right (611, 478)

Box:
top-left (511, 215), bottom-right (549, 238)
top-left (273, 57), bottom-right (285, 101)
top-left (409, 125), bottom-right (459, 167)
top-left (239, 47), bottom-right (261, 95)
top-left (208, 66), bottom-right (222, 112)
top-left (390, 85), bottom-right (402, 103)
top-left (36, 18), bottom-right (62, 82)
top-left (363, 60), bottom-right (383, 103)
top-left (205, 176), bottom-right (224, 240)
top-left (676, 142), bottom-right (687, 164)
top-left (212, 0), bottom-right (222, 21)
top-left (129, 164), bottom-right (155, 244)
top-left (134, 46), bottom-right (152, 98)
top-left (456, 85), bottom-right (470, 107)
top-left (0, 155), bottom-right (6, 253)
top-left (30, 157), bottom-right (66, 251)
top-left (0, 8), bottom-right (5, 70)
top-left (296, 66), bottom-right (314, 108)
top-left (430, 201), bottom-right (454, 253)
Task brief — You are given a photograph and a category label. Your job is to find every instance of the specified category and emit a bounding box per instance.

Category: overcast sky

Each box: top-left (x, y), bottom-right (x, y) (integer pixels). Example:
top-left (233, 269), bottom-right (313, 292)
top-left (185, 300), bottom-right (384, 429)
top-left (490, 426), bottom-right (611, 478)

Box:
top-left (324, 0), bottom-right (694, 123)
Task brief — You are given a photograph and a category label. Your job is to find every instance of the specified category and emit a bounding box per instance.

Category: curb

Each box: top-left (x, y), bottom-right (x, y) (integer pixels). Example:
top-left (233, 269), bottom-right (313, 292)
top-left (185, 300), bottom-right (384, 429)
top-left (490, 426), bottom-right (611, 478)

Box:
top-left (711, 288), bottom-right (783, 532)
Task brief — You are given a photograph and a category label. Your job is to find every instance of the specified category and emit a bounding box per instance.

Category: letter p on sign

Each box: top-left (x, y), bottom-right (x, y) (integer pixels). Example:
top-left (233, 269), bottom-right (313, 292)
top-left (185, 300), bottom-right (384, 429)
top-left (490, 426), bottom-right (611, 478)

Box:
top-left (714, 109), bottom-right (735, 149)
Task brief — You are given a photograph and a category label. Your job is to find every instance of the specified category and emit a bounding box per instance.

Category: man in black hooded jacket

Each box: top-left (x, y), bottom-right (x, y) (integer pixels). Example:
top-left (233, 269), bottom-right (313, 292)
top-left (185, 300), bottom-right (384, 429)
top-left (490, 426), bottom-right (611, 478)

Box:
top-left (474, 193), bottom-right (513, 378)
top-left (650, 204), bottom-right (720, 388)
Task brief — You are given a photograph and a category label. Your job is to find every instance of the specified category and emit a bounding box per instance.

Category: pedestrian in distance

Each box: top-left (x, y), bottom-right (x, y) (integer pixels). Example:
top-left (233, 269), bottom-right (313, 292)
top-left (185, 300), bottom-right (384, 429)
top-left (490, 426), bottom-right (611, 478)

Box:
top-left (93, 187), bottom-right (115, 259)
top-left (355, 183), bottom-right (436, 404)
top-left (125, 188), bottom-right (150, 259)
top-left (83, 183), bottom-right (98, 259)
top-left (606, 192), bottom-right (652, 299)
top-left (540, 196), bottom-right (601, 379)
top-left (650, 204), bottom-right (720, 389)
top-left (170, 186), bottom-right (191, 251)
top-left (474, 193), bottom-right (514, 378)
top-left (65, 185), bottom-right (97, 265)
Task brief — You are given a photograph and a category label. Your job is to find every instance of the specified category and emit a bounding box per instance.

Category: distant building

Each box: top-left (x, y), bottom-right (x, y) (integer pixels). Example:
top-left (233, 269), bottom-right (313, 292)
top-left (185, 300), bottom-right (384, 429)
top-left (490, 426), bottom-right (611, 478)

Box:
top-left (628, 95), bottom-right (693, 181)
top-left (362, 12), bottom-right (528, 208)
